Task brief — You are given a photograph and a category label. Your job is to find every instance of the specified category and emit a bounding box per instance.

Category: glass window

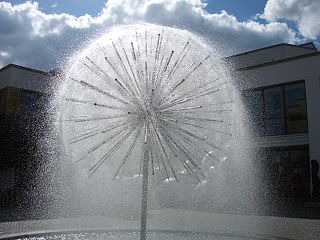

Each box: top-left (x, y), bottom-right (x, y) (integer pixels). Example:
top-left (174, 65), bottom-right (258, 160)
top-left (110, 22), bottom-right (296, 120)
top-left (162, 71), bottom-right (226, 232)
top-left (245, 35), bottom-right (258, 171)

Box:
top-left (243, 90), bottom-right (263, 120)
top-left (265, 118), bottom-right (285, 135)
top-left (285, 82), bottom-right (307, 116)
top-left (264, 87), bottom-right (285, 118)
top-left (286, 118), bottom-right (307, 134)
top-left (243, 90), bottom-right (265, 135)
top-left (37, 94), bottom-right (48, 112)
top-left (285, 82), bottom-right (308, 134)
top-left (243, 81), bottom-right (308, 136)
top-left (252, 120), bottom-right (265, 136)
top-left (20, 90), bottom-right (38, 116)
top-left (257, 146), bottom-right (310, 199)
top-left (19, 90), bottom-right (49, 118)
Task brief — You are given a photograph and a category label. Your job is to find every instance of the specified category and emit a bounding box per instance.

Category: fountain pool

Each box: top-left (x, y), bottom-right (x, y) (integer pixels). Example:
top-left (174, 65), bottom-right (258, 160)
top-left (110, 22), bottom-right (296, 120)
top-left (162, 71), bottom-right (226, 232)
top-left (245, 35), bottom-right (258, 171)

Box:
top-left (11, 231), bottom-right (265, 240)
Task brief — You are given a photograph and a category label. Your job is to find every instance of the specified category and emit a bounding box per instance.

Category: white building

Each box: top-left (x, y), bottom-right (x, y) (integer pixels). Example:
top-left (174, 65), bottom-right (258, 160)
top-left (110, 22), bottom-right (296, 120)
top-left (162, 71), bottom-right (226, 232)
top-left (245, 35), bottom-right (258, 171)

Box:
top-left (0, 64), bottom-right (55, 209)
top-left (0, 64), bottom-right (56, 118)
top-left (228, 42), bottom-right (320, 200)
top-left (0, 42), bottom-right (319, 205)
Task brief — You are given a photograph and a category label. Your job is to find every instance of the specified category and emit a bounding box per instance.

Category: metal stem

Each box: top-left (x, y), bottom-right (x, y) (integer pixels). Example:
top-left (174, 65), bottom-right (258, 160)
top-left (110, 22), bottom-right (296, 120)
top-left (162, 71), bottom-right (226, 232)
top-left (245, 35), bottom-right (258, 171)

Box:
top-left (140, 130), bottom-right (149, 240)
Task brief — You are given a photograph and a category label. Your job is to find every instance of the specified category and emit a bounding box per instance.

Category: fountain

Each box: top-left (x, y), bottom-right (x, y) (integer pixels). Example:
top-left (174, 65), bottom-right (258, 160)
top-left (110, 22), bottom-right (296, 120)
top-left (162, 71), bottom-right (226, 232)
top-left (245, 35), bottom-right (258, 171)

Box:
top-left (58, 24), bottom-right (238, 239)
top-left (1, 23), bottom-right (319, 240)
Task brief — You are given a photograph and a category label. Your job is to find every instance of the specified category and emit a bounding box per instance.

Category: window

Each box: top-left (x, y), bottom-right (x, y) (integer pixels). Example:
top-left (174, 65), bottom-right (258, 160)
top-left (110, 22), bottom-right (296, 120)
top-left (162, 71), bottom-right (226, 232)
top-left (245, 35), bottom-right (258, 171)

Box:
top-left (243, 81), bottom-right (308, 136)
top-left (285, 83), bottom-right (308, 134)
top-left (243, 90), bottom-right (264, 135)
top-left (20, 90), bottom-right (48, 117)
top-left (255, 145), bottom-right (310, 199)
top-left (20, 90), bottom-right (38, 115)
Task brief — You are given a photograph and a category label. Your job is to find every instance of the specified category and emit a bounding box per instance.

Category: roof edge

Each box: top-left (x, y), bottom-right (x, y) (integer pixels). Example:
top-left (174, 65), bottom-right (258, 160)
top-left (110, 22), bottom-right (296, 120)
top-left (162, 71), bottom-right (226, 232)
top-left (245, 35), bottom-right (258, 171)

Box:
top-left (298, 42), bottom-right (317, 50)
top-left (236, 51), bottom-right (320, 71)
top-left (0, 63), bottom-right (47, 75)
top-left (225, 42), bottom-right (317, 59)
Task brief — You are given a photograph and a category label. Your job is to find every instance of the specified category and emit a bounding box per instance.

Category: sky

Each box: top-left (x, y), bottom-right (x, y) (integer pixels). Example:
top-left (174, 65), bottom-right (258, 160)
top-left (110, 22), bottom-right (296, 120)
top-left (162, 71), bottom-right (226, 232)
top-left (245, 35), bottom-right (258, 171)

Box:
top-left (0, 0), bottom-right (319, 70)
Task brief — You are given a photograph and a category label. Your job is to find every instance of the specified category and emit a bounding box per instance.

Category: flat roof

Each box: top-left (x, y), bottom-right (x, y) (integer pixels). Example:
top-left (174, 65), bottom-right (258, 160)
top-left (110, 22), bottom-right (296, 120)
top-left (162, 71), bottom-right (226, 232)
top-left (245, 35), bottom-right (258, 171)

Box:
top-left (236, 51), bottom-right (320, 71)
top-left (0, 63), bottom-right (47, 75)
top-left (226, 42), bottom-right (317, 59)
top-left (1, 42), bottom-right (318, 75)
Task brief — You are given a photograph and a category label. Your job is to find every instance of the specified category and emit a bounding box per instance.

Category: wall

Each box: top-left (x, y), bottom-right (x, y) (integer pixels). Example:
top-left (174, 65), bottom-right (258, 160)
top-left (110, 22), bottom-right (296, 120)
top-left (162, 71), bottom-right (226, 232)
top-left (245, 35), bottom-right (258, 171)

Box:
top-left (228, 44), bottom-right (316, 69)
top-left (0, 66), bottom-right (52, 94)
top-left (239, 54), bottom-right (320, 160)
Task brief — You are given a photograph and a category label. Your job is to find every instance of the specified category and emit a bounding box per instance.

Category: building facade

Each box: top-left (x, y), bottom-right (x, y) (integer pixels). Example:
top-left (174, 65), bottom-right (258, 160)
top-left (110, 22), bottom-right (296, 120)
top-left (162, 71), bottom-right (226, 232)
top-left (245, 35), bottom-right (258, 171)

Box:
top-left (0, 42), bottom-right (319, 212)
top-left (228, 42), bottom-right (320, 201)
top-left (0, 64), bottom-right (54, 119)
top-left (0, 64), bottom-right (55, 211)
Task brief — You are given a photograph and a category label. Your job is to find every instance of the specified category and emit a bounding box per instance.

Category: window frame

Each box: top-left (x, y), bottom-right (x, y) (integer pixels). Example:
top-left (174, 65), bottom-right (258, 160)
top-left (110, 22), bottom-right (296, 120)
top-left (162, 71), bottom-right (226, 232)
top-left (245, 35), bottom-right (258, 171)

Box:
top-left (243, 80), bottom-right (308, 136)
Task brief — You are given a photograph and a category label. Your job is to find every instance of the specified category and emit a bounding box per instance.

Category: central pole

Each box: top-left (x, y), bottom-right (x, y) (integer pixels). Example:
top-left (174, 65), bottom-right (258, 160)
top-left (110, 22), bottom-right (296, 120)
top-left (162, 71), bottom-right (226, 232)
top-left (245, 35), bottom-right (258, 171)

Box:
top-left (140, 128), bottom-right (149, 240)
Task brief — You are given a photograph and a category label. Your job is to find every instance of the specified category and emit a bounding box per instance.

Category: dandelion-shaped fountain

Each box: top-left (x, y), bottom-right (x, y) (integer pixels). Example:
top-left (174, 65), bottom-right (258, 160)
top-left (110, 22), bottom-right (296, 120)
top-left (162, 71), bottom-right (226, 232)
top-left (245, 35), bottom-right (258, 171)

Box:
top-left (60, 24), bottom-right (233, 240)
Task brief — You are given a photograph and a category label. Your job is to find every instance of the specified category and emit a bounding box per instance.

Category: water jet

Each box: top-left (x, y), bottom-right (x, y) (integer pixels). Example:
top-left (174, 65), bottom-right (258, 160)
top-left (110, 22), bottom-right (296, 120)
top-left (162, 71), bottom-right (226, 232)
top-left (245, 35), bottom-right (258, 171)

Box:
top-left (60, 24), bottom-right (233, 240)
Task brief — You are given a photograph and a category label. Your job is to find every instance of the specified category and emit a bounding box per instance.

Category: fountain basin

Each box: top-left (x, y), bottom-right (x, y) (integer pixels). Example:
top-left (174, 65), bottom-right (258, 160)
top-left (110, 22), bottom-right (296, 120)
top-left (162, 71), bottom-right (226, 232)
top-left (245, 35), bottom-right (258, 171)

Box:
top-left (1, 209), bottom-right (319, 240)
top-left (0, 230), bottom-right (280, 240)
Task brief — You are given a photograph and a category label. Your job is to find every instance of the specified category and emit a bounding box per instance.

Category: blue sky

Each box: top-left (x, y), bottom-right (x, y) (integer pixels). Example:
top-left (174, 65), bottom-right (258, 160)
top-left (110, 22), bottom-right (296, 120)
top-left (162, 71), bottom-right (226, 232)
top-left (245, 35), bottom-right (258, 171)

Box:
top-left (205, 0), bottom-right (267, 21)
top-left (8, 0), bottom-right (107, 16)
top-left (0, 0), bottom-right (319, 70)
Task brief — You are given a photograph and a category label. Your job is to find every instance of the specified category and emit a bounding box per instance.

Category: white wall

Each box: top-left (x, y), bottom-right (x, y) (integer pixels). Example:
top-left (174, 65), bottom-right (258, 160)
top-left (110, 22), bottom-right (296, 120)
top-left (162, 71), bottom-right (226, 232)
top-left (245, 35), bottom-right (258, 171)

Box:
top-left (239, 54), bottom-right (320, 162)
top-left (229, 44), bottom-right (316, 69)
top-left (0, 66), bottom-right (53, 94)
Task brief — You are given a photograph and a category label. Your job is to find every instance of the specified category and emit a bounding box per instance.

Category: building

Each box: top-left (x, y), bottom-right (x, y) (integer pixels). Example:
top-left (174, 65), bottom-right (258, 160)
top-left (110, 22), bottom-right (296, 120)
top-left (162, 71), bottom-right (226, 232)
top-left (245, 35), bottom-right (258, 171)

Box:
top-left (0, 64), bottom-right (57, 211)
top-left (227, 42), bottom-right (320, 202)
top-left (0, 64), bottom-right (55, 119)
top-left (0, 42), bottom-right (319, 212)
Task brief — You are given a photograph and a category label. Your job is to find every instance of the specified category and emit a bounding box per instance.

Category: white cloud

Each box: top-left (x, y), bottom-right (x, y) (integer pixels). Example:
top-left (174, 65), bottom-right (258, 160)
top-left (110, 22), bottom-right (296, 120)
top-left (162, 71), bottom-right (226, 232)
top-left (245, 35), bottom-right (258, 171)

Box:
top-left (262, 0), bottom-right (320, 39)
top-left (0, 0), bottom-right (298, 70)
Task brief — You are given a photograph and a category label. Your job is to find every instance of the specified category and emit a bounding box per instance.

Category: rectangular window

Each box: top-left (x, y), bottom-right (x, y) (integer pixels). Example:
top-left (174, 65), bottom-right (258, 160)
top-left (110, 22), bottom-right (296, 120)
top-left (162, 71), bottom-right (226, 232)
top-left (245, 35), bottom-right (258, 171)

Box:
top-left (243, 81), bottom-right (308, 136)
top-left (265, 118), bottom-right (286, 135)
top-left (20, 90), bottom-right (48, 117)
top-left (20, 90), bottom-right (37, 115)
top-left (255, 145), bottom-right (310, 199)
top-left (285, 82), bottom-right (308, 134)
top-left (243, 90), bottom-right (265, 135)
top-left (264, 87), bottom-right (285, 118)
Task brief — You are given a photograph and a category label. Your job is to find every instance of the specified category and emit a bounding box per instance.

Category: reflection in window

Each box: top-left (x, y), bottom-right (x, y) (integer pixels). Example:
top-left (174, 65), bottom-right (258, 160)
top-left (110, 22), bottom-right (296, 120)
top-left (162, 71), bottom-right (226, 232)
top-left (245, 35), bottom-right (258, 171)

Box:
top-left (285, 83), bottom-right (308, 134)
top-left (243, 90), bottom-right (264, 135)
top-left (243, 81), bottom-right (308, 136)
top-left (264, 87), bottom-right (285, 118)
top-left (265, 118), bottom-right (285, 135)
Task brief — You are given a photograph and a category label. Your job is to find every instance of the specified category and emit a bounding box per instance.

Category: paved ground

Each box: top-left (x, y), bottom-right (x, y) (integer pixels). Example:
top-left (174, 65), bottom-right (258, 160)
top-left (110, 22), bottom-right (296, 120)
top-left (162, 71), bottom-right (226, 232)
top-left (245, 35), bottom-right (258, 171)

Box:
top-left (1, 208), bottom-right (320, 240)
